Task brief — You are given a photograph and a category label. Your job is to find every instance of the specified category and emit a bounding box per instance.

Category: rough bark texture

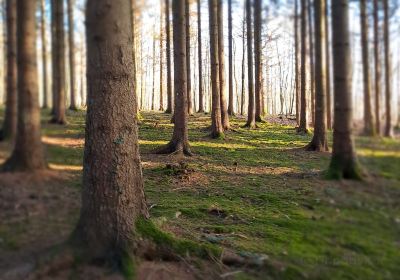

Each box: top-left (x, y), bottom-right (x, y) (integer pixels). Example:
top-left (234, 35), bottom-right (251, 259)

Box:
top-left (40, 0), bottom-right (48, 109)
top-left (165, 0), bottom-right (173, 114)
top-left (306, 0), bottom-right (328, 152)
top-left (67, 0), bottom-right (77, 110)
top-left (297, 0), bottom-right (308, 134)
top-left (0, 0), bottom-right (17, 141)
top-left (245, 0), bottom-right (255, 128)
top-left (50, 0), bottom-right (67, 124)
top-left (328, 0), bottom-right (361, 180)
top-left (294, 0), bottom-right (300, 125)
top-left (156, 0), bottom-right (192, 154)
top-left (185, 0), bottom-right (192, 115)
top-left (254, 0), bottom-right (263, 122)
top-left (208, 0), bottom-right (224, 138)
top-left (197, 0), bottom-right (204, 112)
top-left (2, 0), bottom-right (47, 172)
top-left (73, 0), bottom-right (149, 262)
top-left (227, 0), bottom-right (234, 115)
top-left (360, 0), bottom-right (375, 136)
top-left (383, 0), bottom-right (392, 137)
top-left (373, 0), bottom-right (381, 134)
top-left (217, 0), bottom-right (230, 130)
top-left (325, 1), bottom-right (332, 130)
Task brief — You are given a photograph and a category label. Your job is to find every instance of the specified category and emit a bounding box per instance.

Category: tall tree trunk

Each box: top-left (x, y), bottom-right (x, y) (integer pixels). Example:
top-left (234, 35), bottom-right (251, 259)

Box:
top-left (165, 0), bottom-right (173, 113)
top-left (156, 0), bottom-right (192, 154)
top-left (40, 0), bottom-right (48, 109)
top-left (227, 0), bottom-right (234, 115)
top-left (50, 0), bottom-right (67, 124)
top-left (208, 0), bottom-right (224, 138)
top-left (131, 0), bottom-right (138, 111)
top-left (240, 6), bottom-right (246, 116)
top-left (294, 0), bottom-right (300, 125)
top-left (197, 0), bottom-right (204, 112)
top-left (307, 0), bottom-right (315, 126)
top-left (217, 0), bottom-right (230, 130)
top-left (383, 0), bottom-right (392, 137)
top-left (151, 27), bottom-right (156, 111)
top-left (328, 0), bottom-right (361, 180)
top-left (373, 0), bottom-right (381, 134)
top-left (68, 0), bottom-right (77, 110)
top-left (297, 0), bottom-right (308, 133)
top-left (325, 0), bottom-right (332, 130)
top-left (2, 0), bottom-right (46, 172)
top-left (360, 0), bottom-right (375, 135)
top-left (185, 0), bottom-right (192, 115)
top-left (73, 0), bottom-right (149, 263)
top-left (245, 0), bottom-right (255, 128)
top-left (306, 0), bottom-right (328, 151)
top-left (254, 0), bottom-right (263, 122)
top-left (0, 0), bottom-right (17, 141)
top-left (159, 0), bottom-right (164, 111)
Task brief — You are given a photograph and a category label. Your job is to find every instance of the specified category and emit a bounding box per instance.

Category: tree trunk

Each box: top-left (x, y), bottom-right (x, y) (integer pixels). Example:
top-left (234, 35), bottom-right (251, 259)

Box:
top-left (40, 0), bottom-right (48, 109)
top-left (73, 0), bottom-right (149, 263)
top-left (185, 0), bottom-right (192, 115)
top-left (208, 0), bottom-right (224, 138)
top-left (165, 0), bottom-right (173, 113)
top-left (197, 0), bottom-right (204, 112)
top-left (227, 0), bottom-right (234, 115)
top-left (307, 0), bottom-right (315, 126)
top-left (294, 0), bottom-right (300, 125)
top-left (2, 0), bottom-right (46, 172)
top-left (254, 0), bottom-right (263, 122)
top-left (360, 0), bottom-right (375, 135)
top-left (50, 0), bottom-right (67, 124)
top-left (325, 1), bottom-right (332, 130)
top-left (240, 5), bottom-right (246, 116)
top-left (245, 0), bottom-right (255, 128)
top-left (383, 0), bottom-right (392, 137)
top-left (159, 0), bottom-right (164, 111)
top-left (67, 0), bottom-right (77, 110)
top-left (306, 0), bottom-right (328, 152)
top-left (373, 0), bottom-right (381, 134)
top-left (297, 0), bottom-right (308, 134)
top-left (0, 0), bottom-right (17, 141)
top-left (217, 0), bottom-right (230, 130)
top-left (156, 0), bottom-right (192, 154)
top-left (151, 27), bottom-right (156, 111)
top-left (328, 0), bottom-right (361, 180)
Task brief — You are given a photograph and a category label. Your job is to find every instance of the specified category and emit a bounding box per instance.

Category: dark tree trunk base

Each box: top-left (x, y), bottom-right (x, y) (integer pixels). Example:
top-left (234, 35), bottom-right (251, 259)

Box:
top-left (154, 140), bottom-right (193, 156)
top-left (2, 154), bottom-right (47, 172)
top-left (69, 106), bottom-right (78, 111)
top-left (243, 122), bottom-right (257, 129)
top-left (296, 127), bottom-right (309, 135)
top-left (305, 138), bottom-right (329, 152)
top-left (326, 155), bottom-right (363, 180)
top-left (165, 109), bottom-right (173, 114)
top-left (49, 117), bottom-right (68, 125)
top-left (210, 131), bottom-right (225, 139)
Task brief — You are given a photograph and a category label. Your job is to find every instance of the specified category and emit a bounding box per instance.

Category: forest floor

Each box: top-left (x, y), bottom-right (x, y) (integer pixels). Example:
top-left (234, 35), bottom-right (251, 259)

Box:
top-left (0, 109), bottom-right (399, 280)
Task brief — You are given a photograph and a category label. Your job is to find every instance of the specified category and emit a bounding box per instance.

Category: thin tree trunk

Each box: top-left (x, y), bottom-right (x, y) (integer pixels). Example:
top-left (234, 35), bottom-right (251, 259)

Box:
top-left (217, 0), bottom-right (230, 130)
top-left (165, 0), bottom-right (173, 113)
top-left (241, 5), bottom-right (246, 116)
top-left (325, 0), bottom-right (332, 130)
top-left (40, 0), bottom-right (48, 109)
top-left (383, 0), bottom-right (392, 137)
top-left (294, 0), bottom-right (300, 125)
top-left (151, 26), bottom-right (156, 111)
top-left (254, 0), bottom-right (263, 122)
top-left (185, 0), bottom-right (192, 115)
top-left (307, 0), bottom-right (315, 126)
top-left (245, 0), bottom-right (255, 128)
top-left (67, 0), bottom-right (77, 110)
top-left (159, 0), bottom-right (164, 111)
top-left (73, 0), bottom-right (149, 263)
top-left (297, 0), bottom-right (308, 133)
top-left (0, 0), bottom-right (17, 141)
top-left (227, 0), bottom-right (234, 115)
top-left (3, 0), bottom-right (46, 171)
top-left (208, 0), bottom-right (224, 138)
top-left (306, 0), bottom-right (328, 151)
top-left (360, 0), bottom-right (375, 135)
top-left (328, 0), bottom-right (362, 180)
top-left (373, 0), bottom-right (381, 134)
top-left (197, 0), bottom-right (204, 112)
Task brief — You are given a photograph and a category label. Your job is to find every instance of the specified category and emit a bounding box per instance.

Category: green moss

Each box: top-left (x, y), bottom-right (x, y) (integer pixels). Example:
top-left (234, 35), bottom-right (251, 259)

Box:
top-left (120, 250), bottom-right (137, 280)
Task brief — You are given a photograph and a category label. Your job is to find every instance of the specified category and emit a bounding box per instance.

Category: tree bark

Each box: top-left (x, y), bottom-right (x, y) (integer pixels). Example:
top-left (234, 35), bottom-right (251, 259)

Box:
top-left (197, 0), bottom-right (204, 112)
top-left (217, 0), bottom-right (230, 130)
top-left (2, 0), bottom-right (47, 172)
top-left (185, 0), bottom-right (192, 115)
top-left (294, 0), bottom-right (300, 125)
top-left (0, 0), bottom-right (17, 141)
top-left (227, 0), bottom-right (234, 115)
top-left (307, 0), bottom-right (315, 126)
top-left (208, 0), bottom-right (224, 138)
top-left (373, 0), bottom-right (381, 134)
top-left (67, 0), bottom-right (77, 110)
top-left (159, 0), bottom-right (164, 111)
top-left (325, 1), bottom-right (332, 130)
top-left (165, 0), bottom-right (173, 113)
top-left (240, 5), bottom-right (246, 116)
top-left (73, 0), bottom-right (149, 263)
top-left (360, 0), bottom-right (375, 135)
top-left (50, 0), bottom-right (67, 124)
top-left (383, 0), bottom-right (392, 137)
top-left (297, 0), bottom-right (308, 133)
top-left (40, 0), bottom-right (48, 109)
top-left (254, 0), bottom-right (263, 122)
top-left (328, 0), bottom-right (361, 180)
top-left (244, 0), bottom-right (255, 128)
top-left (306, 0), bottom-right (328, 152)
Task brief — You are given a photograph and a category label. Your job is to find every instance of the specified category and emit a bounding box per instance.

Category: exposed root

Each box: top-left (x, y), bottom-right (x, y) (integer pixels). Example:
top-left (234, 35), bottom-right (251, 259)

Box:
top-left (154, 141), bottom-right (193, 156)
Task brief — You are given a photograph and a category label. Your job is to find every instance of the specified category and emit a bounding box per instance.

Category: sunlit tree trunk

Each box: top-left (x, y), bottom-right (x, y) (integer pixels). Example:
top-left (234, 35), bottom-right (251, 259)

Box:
top-left (297, 0), bottom-right (308, 133)
top-left (328, 0), bottom-right (361, 180)
top-left (254, 0), bottom-right (263, 122)
top-left (227, 0), bottom-right (234, 115)
top-left (325, 0), bottom-right (332, 130)
top-left (240, 6), bottom-right (246, 116)
top-left (67, 0), bottom-right (77, 110)
top-left (185, 0), bottom-right (192, 115)
top-left (2, 0), bottom-right (46, 172)
top-left (244, 0), bottom-right (255, 128)
top-left (383, 0), bottom-right (392, 137)
top-left (197, 0), bottom-right (204, 112)
top-left (165, 0), bottom-right (173, 113)
top-left (373, 0), bottom-right (381, 134)
top-left (307, 0), bottom-right (315, 126)
top-left (294, 0), bottom-right (300, 125)
top-left (159, 0), bottom-right (164, 111)
top-left (40, 0), bottom-right (48, 109)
